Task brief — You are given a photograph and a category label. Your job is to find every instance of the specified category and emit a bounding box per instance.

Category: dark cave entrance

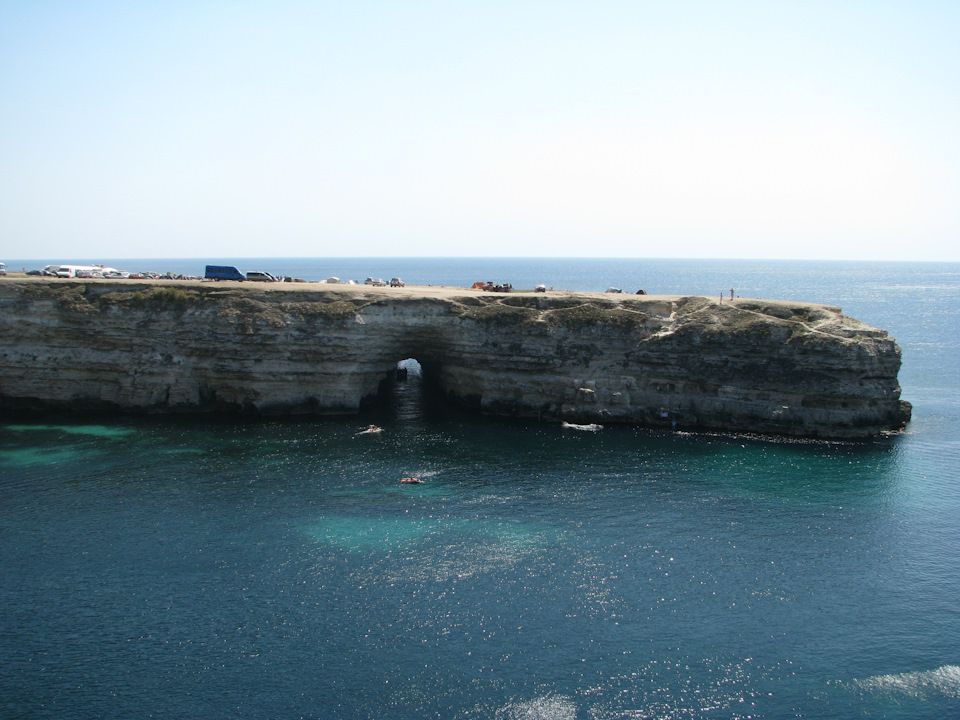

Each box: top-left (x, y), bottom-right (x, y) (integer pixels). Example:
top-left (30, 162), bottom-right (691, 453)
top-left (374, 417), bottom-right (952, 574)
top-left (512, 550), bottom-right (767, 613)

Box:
top-left (374, 358), bottom-right (450, 423)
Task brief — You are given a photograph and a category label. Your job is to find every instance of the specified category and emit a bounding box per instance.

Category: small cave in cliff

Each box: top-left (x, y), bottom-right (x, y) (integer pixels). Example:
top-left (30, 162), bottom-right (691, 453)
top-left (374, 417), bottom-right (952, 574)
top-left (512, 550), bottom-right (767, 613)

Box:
top-left (375, 358), bottom-right (448, 423)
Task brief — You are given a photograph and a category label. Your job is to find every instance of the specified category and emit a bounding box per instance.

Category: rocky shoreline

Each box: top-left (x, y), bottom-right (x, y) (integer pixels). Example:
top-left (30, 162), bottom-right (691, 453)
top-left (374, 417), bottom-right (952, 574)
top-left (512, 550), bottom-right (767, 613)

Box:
top-left (0, 278), bottom-right (911, 438)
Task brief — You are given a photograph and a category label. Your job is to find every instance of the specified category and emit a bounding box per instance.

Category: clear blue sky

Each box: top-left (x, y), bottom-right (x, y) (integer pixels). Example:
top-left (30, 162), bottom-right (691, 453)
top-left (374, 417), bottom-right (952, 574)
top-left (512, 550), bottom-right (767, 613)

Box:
top-left (2, 1), bottom-right (958, 260)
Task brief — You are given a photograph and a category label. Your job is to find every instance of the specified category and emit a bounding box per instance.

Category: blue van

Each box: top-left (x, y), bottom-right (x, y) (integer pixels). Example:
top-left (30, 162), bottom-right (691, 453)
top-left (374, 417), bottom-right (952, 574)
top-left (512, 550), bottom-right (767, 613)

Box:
top-left (204, 265), bottom-right (245, 281)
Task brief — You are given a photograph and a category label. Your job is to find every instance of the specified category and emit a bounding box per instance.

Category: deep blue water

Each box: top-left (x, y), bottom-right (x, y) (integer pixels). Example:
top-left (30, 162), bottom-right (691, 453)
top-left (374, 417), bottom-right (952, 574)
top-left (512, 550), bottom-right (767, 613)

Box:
top-left (2, 258), bottom-right (959, 719)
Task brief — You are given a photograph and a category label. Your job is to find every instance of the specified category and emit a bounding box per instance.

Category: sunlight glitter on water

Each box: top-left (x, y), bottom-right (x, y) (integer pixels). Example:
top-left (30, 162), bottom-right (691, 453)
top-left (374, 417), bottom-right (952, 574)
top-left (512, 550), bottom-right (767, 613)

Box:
top-left (301, 514), bottom-right (561, 553)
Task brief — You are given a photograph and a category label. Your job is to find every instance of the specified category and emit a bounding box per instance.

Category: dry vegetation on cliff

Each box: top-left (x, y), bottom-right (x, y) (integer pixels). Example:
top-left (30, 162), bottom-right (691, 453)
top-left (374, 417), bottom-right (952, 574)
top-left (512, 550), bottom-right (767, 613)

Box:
top-left (451, 293), bottom-right (654, 329)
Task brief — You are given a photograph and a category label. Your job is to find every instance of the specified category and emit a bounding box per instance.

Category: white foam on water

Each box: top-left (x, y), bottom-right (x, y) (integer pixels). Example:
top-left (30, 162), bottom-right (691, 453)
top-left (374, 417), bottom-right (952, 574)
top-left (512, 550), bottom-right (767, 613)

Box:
top-left (496, 694), bottom-right (577, 720)
top-left (854, 664), bottom-right (960, 699)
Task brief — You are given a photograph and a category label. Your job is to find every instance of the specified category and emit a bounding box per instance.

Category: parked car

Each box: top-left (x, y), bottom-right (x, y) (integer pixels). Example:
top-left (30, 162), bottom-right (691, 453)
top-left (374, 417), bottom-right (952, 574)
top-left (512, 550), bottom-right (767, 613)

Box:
top-left (43, 264), bottom-right (103, 278)
top-left (0, 262), bottom-right (7, 276)
top-left (246, 271), bottom-right (278, 282)
top-left (605, 287), bottom-right (623, 294)
top-left (364, 277), bottom-right (388, 286)
top-left (535, 284), bottom-right (546, 292)
top-left (390, 278), bottom-right (404, 287)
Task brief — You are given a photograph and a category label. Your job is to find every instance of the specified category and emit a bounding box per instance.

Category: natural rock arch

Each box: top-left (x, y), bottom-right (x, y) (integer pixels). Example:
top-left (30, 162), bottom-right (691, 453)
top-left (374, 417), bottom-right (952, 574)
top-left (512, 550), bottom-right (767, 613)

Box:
top-left (0, 281), bottom-right (911, 438)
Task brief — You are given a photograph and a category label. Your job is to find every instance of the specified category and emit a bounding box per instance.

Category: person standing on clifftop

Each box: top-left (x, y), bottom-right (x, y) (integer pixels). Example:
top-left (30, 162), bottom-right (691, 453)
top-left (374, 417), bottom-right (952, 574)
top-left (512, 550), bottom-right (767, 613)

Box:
top-left (730, 289), bottom-right (734, 299)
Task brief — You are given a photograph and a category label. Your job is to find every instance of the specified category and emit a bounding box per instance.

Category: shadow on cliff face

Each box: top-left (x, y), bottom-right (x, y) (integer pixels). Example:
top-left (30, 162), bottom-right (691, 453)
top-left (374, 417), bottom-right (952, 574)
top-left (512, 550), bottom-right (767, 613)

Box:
top-left (374, 358), bottom-right (451, 424)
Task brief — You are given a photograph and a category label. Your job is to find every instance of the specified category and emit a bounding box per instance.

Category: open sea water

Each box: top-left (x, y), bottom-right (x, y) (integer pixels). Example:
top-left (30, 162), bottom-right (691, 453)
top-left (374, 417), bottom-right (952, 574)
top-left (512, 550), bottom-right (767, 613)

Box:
top-left (2, 258), bottom-right (959, 719)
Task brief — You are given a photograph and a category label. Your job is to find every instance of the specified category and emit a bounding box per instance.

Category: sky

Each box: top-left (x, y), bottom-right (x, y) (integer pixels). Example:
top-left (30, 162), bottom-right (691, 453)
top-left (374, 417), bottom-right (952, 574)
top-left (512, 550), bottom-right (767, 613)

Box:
top-left (1, 1), bottom-right (959, 261)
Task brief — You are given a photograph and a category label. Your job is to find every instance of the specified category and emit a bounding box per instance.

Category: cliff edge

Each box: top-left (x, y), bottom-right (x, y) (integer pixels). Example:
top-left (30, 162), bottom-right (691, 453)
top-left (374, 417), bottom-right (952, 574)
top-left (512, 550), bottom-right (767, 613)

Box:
top-left (0, 279), bottom-right (911, 438)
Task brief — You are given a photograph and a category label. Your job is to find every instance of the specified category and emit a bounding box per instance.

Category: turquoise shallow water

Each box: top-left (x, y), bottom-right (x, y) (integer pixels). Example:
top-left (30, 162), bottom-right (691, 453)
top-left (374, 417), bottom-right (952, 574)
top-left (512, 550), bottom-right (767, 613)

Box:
top-left (2, 259), bottom-right (959, 719)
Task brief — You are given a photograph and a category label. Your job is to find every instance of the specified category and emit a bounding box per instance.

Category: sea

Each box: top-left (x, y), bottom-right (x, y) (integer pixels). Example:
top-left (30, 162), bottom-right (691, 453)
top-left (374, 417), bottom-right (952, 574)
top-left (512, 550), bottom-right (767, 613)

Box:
top-left (1, 257), bottom-right (959, 720)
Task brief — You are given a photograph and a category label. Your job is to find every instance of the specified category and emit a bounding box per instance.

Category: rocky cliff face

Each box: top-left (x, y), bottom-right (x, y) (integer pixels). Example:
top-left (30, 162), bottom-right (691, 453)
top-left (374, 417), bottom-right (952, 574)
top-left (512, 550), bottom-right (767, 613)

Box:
top-left (0, 280), bottom-right (911, 438)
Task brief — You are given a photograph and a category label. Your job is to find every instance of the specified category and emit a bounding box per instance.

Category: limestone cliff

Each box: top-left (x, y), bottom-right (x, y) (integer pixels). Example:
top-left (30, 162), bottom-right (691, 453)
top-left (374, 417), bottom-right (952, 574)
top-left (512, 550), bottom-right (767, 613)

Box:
top-left (0, 280), bottom-right (910, 438)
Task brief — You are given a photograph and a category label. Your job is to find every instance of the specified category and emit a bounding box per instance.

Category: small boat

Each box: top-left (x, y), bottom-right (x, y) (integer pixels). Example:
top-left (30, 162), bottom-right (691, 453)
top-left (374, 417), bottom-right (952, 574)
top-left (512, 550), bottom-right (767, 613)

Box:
top-left (561, 421), bottom-right (603, 432)
top-left (399, 477), bottom-right (423, 484)
top-left (357, 425), bottom-right (382, 435)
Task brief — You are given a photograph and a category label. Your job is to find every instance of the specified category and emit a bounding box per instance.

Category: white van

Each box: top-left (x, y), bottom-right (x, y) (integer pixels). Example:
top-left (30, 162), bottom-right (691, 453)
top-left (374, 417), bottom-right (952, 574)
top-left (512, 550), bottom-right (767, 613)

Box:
top-left (43, 264), bottom-right (119, 278)
top-left (44, 264), bottom-right (91, 278)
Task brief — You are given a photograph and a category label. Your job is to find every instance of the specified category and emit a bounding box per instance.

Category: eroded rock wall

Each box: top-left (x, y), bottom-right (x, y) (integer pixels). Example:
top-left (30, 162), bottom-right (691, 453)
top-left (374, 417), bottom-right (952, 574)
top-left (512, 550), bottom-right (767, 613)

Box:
top-left (0, 281), bottom-right (910, 438)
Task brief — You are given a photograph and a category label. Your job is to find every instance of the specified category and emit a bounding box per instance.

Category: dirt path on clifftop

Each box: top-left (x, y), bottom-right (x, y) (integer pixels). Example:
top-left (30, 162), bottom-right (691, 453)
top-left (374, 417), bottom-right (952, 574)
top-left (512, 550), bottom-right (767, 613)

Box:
top-left (0, 274), bottom-right (835, 314)
top-left (1, 273), bottom-right (698, 302)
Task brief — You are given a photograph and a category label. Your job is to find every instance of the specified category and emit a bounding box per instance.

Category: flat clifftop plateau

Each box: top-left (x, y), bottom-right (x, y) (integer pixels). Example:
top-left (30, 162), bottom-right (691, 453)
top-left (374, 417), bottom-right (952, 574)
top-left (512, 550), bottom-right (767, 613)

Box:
top-left (0, 279), bottom-right (911, 438)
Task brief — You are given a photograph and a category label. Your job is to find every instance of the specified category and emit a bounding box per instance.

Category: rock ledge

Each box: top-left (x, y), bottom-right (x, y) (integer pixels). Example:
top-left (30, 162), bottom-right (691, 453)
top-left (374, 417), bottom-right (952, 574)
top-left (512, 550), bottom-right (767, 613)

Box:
top-left (0, 280), bottom-right (911, 438)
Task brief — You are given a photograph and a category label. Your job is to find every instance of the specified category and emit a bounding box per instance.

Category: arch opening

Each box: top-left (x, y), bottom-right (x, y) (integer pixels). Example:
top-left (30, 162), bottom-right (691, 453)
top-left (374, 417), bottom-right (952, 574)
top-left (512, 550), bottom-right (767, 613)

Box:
top-left (374, 358), bottom-right (449, 423)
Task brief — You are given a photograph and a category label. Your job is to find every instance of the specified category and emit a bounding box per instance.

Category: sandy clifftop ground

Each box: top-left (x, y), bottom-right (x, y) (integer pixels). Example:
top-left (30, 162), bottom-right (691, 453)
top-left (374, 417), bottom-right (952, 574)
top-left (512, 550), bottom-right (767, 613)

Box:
top-left (0, 272), bottom-right (830, 311)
